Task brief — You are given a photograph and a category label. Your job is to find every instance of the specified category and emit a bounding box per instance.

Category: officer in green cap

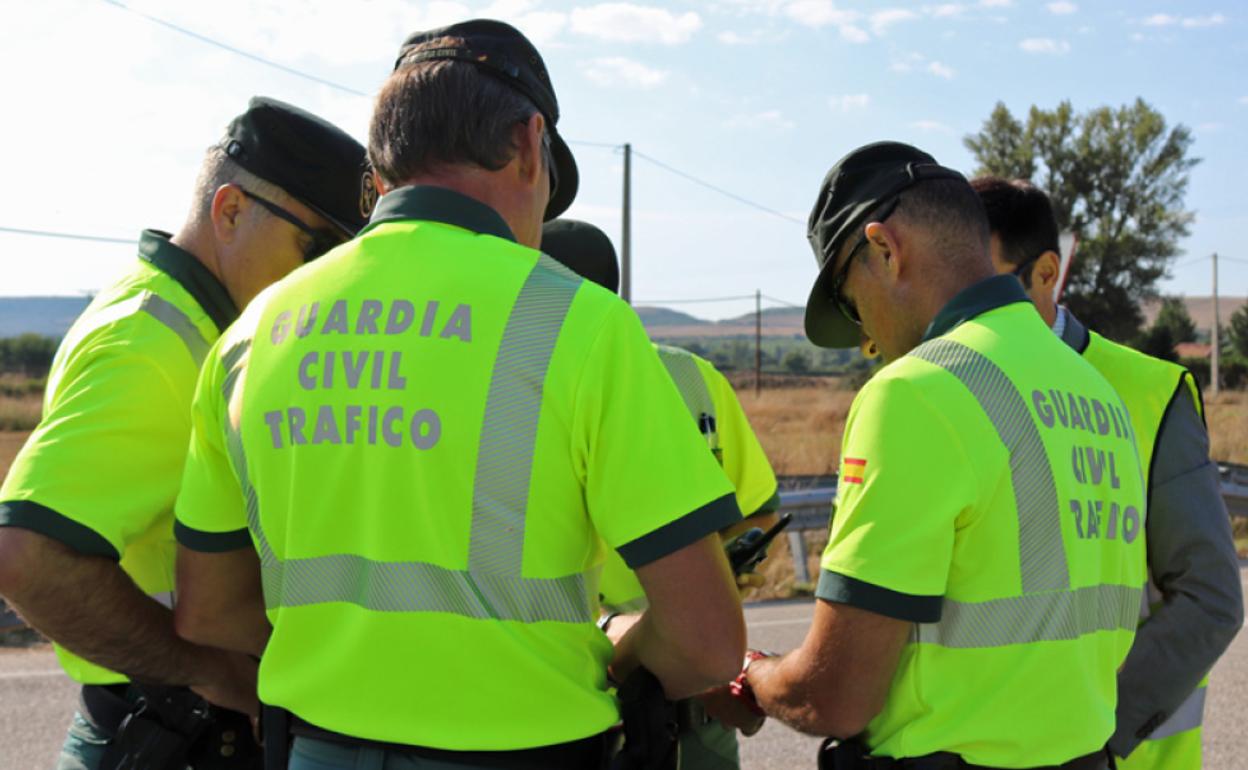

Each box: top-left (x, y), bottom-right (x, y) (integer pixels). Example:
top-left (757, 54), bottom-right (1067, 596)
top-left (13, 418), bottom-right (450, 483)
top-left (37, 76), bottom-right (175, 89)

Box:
top-left (0, 96), bottom-right (370, 769)
top-left (709, 141), bottom-right (1146, 770)
top-left (543, 217), bottom-right (781, 770)
top-left (171, 20), bottom-right (745, 770)
top-left (972, 176), bottom-right (1243, 770)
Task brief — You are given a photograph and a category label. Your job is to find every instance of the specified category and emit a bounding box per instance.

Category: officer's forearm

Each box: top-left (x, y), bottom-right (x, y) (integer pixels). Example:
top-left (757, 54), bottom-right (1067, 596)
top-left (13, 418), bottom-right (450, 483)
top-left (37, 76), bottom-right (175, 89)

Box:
top-left (748, 650), bottom-right (860, 737)
top-left (174, 546), bottom-right (269, 658)
top-left (0, 527), bottom-right (225, 686)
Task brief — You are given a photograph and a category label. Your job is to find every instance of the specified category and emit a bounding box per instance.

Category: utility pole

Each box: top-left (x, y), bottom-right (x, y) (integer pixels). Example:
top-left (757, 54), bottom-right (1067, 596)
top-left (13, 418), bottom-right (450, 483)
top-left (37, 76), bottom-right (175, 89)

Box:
top-left (1212, 252), bottom-right (1220, 398)
top-left (621, 143), bottom-right (632, 304)
top-left (755, 289), bottom-right (762, 397)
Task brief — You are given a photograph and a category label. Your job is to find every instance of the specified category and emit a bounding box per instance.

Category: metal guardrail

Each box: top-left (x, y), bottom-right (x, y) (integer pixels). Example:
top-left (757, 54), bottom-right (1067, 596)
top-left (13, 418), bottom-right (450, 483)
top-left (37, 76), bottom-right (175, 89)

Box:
top-left (776, 462), bottom-right (1248, 584)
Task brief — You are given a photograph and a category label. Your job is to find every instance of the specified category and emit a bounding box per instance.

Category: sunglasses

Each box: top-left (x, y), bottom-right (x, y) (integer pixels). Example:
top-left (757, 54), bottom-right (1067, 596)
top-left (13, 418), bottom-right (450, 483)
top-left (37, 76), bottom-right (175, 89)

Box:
top-left (239, 188), bottom-right (341, 263)
top-left (827, 197), bottom-right (900, 326)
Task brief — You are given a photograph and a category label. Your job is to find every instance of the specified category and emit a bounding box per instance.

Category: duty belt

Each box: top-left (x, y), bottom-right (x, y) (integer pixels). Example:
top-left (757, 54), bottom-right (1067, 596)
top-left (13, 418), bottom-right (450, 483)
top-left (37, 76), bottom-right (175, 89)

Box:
top-left (289, 713), bottom-right (614, 769)
top-left (817, 738), bottom-right (1110, 770)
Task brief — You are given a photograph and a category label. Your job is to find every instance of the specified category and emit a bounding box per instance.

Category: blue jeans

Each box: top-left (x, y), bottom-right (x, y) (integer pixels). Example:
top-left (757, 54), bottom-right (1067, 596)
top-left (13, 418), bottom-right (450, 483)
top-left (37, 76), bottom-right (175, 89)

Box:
top-left (54, 711), bottom-right (112, 770)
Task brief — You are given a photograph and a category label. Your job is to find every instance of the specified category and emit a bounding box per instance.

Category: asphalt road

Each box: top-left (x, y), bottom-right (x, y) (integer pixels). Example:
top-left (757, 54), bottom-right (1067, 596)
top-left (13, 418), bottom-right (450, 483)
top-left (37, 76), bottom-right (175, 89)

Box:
top-left (1, 566), bottom-right (1245, 769)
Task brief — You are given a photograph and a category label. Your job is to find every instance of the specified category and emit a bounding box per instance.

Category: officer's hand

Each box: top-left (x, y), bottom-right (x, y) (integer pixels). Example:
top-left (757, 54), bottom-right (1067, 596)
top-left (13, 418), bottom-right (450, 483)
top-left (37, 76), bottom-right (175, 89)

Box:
top-left (194, 650), bottom-right (260, 717)
top-left (736, 572), bottom-right (765, 597)
top-left (697, 685), bottom-right (766, 737)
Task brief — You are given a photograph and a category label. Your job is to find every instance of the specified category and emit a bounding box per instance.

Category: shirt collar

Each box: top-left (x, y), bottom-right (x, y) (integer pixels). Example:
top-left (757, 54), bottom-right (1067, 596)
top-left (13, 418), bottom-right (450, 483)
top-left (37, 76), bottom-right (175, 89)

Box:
top-left (137, 230), bottom-right (239, 333)
top-left (1055, 304), bottom-right (1091, 353)
top-left (921, 274), bottom-right (1031, 342)
top-left (362, 185), bottom-right (517, 243)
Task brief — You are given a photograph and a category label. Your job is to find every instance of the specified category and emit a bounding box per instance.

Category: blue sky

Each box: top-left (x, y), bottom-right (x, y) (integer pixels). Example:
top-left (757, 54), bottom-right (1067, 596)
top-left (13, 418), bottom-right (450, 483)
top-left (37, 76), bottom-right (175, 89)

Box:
top-left (1, 0), bottom-right (1244, 321)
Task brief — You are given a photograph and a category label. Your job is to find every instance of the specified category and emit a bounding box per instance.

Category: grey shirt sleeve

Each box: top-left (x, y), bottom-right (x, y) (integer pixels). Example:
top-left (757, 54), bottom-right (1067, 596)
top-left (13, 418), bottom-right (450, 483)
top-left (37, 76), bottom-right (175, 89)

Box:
top-left (1109, 376), bottom-right (1245, 758)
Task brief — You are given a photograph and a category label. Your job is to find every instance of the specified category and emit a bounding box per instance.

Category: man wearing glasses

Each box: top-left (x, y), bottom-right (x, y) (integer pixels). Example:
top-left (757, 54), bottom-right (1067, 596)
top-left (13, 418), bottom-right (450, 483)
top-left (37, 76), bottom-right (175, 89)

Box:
top-left (0, 96), bottom-right (369, 769)
top-left (710, 142), bottom-right (1145, 770)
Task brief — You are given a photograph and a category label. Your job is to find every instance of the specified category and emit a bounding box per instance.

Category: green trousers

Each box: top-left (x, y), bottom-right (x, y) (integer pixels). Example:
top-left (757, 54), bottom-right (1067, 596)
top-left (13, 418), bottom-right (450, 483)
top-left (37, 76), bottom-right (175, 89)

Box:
top-left (54, 712), bottom-right (111, 770)
top-left (677, 704), bottom-right (740, 770)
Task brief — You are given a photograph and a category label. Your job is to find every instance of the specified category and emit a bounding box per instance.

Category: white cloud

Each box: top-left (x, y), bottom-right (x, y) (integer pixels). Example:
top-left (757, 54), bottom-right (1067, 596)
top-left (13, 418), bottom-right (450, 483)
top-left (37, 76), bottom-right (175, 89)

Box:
top-left (913, 119), bottom-right (954, 134)
top-left (927, 60), bottom-right (956, 79)
top-left (890, 52), bottom-right (924, 72)
top-left (1197, 122), bottom-right (1226, 133)
top-left (1047, 1), bottom-right (1077, 14)
top-left (718, 30), bottom-right (752, 44)
top-left (570, 3), bottom-right (702, 44)
top-left (1020, 37), bottom-right (1070, 54)
top-left (928, 4), bottom-right (967, 18)
top-left (839, 24), bottom-right (870, 42)
top-left (1239, 96), bottom-right (1248, 105)
top-left (1141, 12), bottom-right (1225, 28)
top-left (582, 56), bottom-right (668, 88)
top-left (829, 93), bottom-right (870, 112)
top-left (783, 0), bottom-right (860, 29)
top-left (979, 0), bottom-right (1011, 6)
top-left (724, 109), bottom-right (795, 130)
top-left (870, 8), bottom-right (919, 35)
top-left (1182, 14), bottom-right (1226, 28)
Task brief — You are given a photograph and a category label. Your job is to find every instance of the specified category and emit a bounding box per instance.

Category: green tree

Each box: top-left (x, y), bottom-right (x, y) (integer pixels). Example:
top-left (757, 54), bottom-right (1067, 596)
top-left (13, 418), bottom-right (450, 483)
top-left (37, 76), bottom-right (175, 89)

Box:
top-left (1134, 324), bottom-right (1178, 363)
top-left (1228, 304), bottom-right (1248, 359)
top-left (965, 99), bottom-right (1199, 341)
top-left (783, 349), bottom-right (810, 374)
top-left (1153, 297), bottom-right (1197, 345)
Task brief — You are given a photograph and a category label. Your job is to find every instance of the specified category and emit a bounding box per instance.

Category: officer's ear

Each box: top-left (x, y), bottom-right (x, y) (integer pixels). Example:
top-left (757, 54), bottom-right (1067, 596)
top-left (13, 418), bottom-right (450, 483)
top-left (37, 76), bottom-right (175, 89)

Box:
top-left (863, 219), bottom-right (902, 281)
top-left (513, 112), bottom-right (546, 189)
top-left (209, 184), bottom-right (247, 245)
top-left (1031, 250), bottom-right (1061, 293)
top-left (372, 170), bottom-right (390, 197)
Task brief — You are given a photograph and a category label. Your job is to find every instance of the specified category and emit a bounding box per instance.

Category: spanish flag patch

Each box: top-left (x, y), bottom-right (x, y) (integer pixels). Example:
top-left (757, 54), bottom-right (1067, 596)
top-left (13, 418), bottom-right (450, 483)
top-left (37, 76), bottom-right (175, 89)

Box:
top-left (842, 457), bottom-right (867, 484)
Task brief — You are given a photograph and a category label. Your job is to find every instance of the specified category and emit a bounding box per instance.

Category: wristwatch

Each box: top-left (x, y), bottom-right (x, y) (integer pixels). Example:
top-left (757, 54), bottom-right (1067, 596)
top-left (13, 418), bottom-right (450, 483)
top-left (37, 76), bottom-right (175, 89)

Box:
top-left (730, 649), bottom-right (776, 716)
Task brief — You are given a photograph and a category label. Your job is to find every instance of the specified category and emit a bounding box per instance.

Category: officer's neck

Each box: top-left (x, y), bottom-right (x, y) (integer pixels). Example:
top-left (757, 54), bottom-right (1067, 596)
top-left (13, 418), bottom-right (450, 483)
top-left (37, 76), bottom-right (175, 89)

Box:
top-left (388, 167), bottom-right (542, 249)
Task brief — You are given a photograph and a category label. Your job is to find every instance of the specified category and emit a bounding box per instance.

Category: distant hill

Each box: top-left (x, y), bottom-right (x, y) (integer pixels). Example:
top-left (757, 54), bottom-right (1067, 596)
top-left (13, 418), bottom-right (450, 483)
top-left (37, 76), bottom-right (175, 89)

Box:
top-left (0, 297), bottom-right (91, 338)
top-left (1, 295), bottom-right (1242, 342)
top-left (633, 306), bottom-right (707, 328)
top-left (1141, 296), bottom-right (1247, 333)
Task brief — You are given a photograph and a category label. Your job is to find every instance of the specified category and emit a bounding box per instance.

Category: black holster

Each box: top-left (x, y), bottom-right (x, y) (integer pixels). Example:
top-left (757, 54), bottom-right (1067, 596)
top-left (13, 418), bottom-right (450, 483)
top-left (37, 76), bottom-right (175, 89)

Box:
top-left (609, 668), bottom-right (679, 770)
top-left (96, 685), bottom-right (261, 770)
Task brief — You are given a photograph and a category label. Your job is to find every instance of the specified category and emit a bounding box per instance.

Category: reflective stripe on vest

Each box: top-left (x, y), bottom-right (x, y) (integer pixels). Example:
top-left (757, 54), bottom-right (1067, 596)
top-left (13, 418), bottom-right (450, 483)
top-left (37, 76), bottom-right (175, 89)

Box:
top-left (224, 256), bottom-right (595, 624)
top-left (1148, 686), bottom-right (1206, 741)
top-left (908, 338), bottom-right (1141, 648)
top-left (656, 347), bottom-right (715, 424)
top-left (139, 293), bottom-right (210, 366)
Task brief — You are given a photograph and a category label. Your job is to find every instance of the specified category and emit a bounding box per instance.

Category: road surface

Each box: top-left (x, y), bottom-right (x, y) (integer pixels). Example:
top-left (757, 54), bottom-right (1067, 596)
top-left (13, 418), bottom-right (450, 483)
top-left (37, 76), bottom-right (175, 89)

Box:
top-left (2, 565), bottom-right (1245, 768)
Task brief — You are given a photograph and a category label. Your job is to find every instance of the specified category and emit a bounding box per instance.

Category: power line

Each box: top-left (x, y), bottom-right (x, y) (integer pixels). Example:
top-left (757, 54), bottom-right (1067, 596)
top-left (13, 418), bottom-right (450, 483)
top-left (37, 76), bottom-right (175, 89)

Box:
top-left (761, 294), bottom-right (803, 308)
top-left (100, 0), bottom-right (371, 97)
top-left (0, 226), bottom-right (137, 245)
top-left (631, 150), bottom-right (804, 226)
top-left (633, 295), bottom-right (757, 305)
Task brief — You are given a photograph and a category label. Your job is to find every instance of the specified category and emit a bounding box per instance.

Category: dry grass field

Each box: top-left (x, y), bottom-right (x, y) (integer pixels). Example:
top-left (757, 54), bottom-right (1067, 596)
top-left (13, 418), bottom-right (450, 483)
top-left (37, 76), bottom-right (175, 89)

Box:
top-left (0, 378), bottom-right (1242, 585)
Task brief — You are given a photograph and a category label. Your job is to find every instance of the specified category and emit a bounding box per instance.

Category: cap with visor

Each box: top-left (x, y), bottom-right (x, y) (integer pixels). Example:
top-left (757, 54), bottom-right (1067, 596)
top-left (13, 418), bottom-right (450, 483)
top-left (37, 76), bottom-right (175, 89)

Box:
top-left (541, 219), bottom-right (620, 293)
top-left (804, 141), bottom-right (966, 348)
top-left (394, 19), bottom-right (579, 221)
top-left (221, 96), bottom-right (372, 241)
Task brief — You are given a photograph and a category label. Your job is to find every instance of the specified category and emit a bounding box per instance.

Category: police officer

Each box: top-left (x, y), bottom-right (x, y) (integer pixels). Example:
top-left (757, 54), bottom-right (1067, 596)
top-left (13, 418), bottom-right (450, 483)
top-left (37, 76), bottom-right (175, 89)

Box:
top-left (0, 97), bottom-right (369, 768)
top-left (171, 20), bottom-right (745, 770)
top-left (542, 218), bottom-right (780, 770)
top-left (972, 176), bottom-right (1244, 769)
top-left (709, 142), bottom-right (1146, 769)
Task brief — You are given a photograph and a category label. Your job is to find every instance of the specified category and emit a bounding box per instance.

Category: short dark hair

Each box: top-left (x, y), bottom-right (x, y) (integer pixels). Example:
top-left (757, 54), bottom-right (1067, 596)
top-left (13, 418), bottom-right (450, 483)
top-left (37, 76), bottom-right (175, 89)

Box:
top-left (189, 145), bottom-right (287, 227)
top-left (368, 37), bottom-right (550, 188)
top-left (865, 178), bottom-right (990, 270)
top-left (969, 176), bottom-right (1060, 286)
